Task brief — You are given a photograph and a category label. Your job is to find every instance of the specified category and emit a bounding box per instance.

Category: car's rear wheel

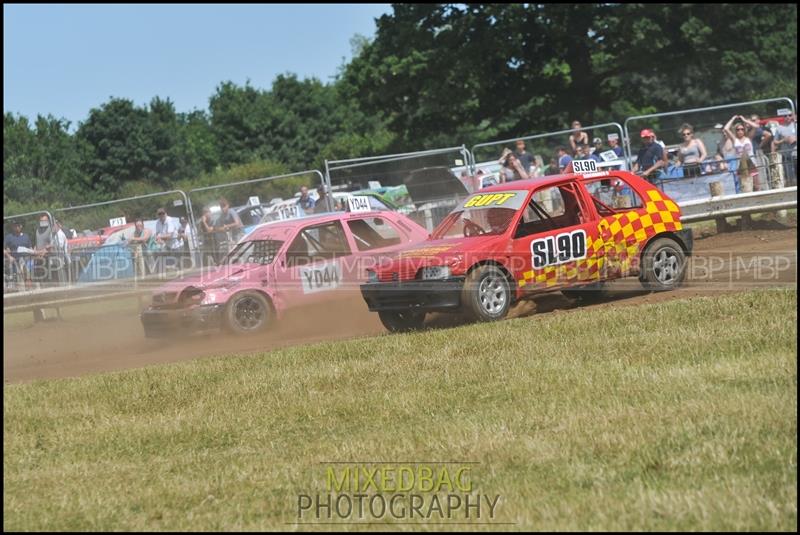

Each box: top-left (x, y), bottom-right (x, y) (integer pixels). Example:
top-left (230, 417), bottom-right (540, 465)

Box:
top-left (224, 291), bottom-right (273, 334)
top-left (640, 237), bottom-right (687, 291)
top-left (462, 265), bottom-right (511, 322)
top-left (378, 310), bottom-right (426, 333)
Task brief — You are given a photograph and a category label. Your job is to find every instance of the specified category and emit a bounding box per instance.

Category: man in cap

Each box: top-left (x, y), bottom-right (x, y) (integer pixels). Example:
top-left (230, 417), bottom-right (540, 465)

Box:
top-left (4, 220), bottom-right (33, 289)
top-left (633, 129), bottom-right (666, 184)
top-left (589, 137), bottom-right (604, 163)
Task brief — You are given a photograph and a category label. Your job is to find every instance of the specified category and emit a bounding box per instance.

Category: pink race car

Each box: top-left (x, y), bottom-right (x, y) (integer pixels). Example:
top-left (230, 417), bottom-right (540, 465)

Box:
top-left (140, 209), bottom-right (428, 337)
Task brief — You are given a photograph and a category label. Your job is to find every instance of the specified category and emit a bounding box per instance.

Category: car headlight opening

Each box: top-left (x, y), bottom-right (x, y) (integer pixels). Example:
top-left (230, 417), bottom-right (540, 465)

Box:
top-left (420, 266), bottom-right (451, 280)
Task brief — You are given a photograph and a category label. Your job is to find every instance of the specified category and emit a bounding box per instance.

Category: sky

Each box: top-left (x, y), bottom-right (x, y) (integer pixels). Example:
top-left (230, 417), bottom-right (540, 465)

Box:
top-left (3, 3), bottom-right (392, 129)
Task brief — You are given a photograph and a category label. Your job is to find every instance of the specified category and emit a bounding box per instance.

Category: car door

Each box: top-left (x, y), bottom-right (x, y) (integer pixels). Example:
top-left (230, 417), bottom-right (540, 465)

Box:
top-left (510, 181), bottom-right (605, 292)
top-left (273, 220), bottom-right (353, 307)
top-left (581, 174), bottom-right (651, 280)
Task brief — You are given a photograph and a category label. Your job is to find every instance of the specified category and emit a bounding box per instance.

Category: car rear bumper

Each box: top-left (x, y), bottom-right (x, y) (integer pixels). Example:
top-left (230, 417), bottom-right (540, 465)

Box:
top-left (140, 304), bottom-right (224, 338)
top-left (360, 277), bottom-right (465, 312)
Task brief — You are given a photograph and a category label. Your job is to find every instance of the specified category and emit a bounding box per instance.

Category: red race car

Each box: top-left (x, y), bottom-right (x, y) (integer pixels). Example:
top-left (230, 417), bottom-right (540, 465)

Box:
top-left (360, 166), bottom-right (693, 332)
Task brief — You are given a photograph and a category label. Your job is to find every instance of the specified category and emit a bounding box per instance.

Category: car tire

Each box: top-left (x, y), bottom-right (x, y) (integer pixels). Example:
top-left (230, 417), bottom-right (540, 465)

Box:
top-left (378, 310), bottom-right (426, 333)
top-left (640, 237), bottom-right (687, 291)
top-left (561, 281), bottom-right (607, 302)
top-left (462, 265), bottom-right (512, 322)
top-left (224, 291), bottom-right (274, 335)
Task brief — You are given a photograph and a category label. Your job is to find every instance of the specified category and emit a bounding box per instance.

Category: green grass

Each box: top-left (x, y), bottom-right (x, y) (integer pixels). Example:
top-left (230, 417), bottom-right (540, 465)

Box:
top-left (3, 289), bottom-right (797, 531)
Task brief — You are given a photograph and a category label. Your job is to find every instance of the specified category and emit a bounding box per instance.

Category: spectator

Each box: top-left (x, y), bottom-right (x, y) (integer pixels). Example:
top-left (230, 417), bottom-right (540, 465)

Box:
top-left (530, 155), bottom-right (545, 178)
top-left (589, 137), bottom-right (604, 163)
top-left (568, 120), bottom-right (589, 154)
top-left (177, 216), bottom-right (194, 262)
top-left (198, 207), bottom-right (218, 267)
top-left (632, 129), bottom-right (666, 184)
top-left (33, 214), bottom-right (53, 286)
top-left (607, 134), bottom-right (624, 158)
top-left (4, 220), bottom-right (33, 289)
top-left (498, 148), bottom-right (529, 181)
top-left (676, 123), bottom-right (707, 178)
top-left (513, 139), bottom-right (535, 174)
top-left (127, 218), bottom-right (153, 279)
top-left (760, 127), bottom-right (784, 189)
top-left (556, 146), bottom-right (573, 173)
top-left (297, 186), bottom-right (316, 214)
top-left (724, 115), bottom-right (761, 189)
top-left (52, 219), bottom-right (70, 284)
top-left (214, 198), bottom-right (244, 255)
top-left (774, 112), bottom-right (797, 183)
top-left (154, 208), bottom-right (182, 251)
top-left (315, 185), bottom-right (332, 213)
top-left (545, 157), bottom-right (560, 176)
top-left (575, 144), bottom-right (591, 160)
top-left (744, 114), bottom-right (765, 151)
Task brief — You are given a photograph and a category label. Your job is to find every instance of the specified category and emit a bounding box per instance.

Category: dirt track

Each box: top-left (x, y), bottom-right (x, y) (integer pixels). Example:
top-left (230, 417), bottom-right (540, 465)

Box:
top-left (4, 226), bottom-right (796, 383)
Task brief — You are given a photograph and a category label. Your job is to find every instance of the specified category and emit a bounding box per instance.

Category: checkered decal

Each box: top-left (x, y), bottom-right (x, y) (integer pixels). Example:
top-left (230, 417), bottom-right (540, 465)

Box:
top-left (518, 189), bottom-right (682, 289)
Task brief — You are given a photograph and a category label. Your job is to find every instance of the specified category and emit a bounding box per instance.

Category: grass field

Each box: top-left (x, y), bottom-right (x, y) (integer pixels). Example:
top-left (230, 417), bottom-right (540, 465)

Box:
top-left (3, 289), bottom-right (797, 531)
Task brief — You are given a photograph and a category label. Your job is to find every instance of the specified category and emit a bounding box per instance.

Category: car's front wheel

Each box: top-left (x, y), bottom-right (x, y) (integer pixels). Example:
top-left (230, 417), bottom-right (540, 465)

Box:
top-left (378, 310), bottom-right (426, 333)
top-left (640, 237), bottom-right (687, 291)
top-left (224, 291), bottom-right (274, 334)
top-left (462, 265), bottom-right (512, 322)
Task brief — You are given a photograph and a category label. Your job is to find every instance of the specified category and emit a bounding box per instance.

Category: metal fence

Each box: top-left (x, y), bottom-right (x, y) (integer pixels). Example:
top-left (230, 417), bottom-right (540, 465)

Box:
top-left (187, 170), bottom-right (326, 266)
top-left (470, 122), bottom-right (629, 180)
top-left (325, 146), bottom-right (472, 231)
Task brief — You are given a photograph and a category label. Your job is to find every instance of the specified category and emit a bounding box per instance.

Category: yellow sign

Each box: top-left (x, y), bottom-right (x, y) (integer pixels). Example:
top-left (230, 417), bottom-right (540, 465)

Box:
top-left (463, 192), bottom-right (517, 208)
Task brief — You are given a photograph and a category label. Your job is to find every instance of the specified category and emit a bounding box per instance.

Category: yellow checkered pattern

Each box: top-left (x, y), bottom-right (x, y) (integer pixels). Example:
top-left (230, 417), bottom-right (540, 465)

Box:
top-left (518, 189), bottom-right (682, 289)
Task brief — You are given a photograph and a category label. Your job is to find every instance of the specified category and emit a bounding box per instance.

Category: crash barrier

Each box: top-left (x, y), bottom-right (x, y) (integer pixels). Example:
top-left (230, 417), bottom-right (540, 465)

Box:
top-left (470, 122), bottom-right (629, 180)
top-left (679, 186), bottom-right (797, 223)
top-left (649, 152), bottom-right (791, 203)
top-left (624, 97), bottom-right (797, 193)
top-left (325, 146), bottom-right (473, 232)
top-left (187, 170), bottom-right (326, 267)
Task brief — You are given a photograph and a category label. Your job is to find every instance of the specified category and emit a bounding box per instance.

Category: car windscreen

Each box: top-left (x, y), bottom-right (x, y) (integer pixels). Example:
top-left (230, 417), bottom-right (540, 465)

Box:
top-left (431, 190), bottom-right (528, 239)
top-left (223, 239), bottom-right (283, 266)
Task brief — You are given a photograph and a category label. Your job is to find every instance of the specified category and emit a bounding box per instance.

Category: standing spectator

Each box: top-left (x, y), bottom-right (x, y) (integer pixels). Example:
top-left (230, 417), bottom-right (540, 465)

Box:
top-left (4, 220), bottom-right (33, 289)
top-left (315, 185), bottom-right (329, 213)
top-left (33, 214), bottom-right (53, 286)
top-left (774, 112), bottom-right (797, 183)
top-left (154, 208), bottom-right (181, 251)
top-left (724, 115), bottom-right (761, 189)
top-left (297, 186), bottom-right (316, 214)
top-left (676, 123), bottom-right (707, 178)
top-left (214, 198), bottom-right (244, 256)
top-left (530, 155), bottom-right (545, 178)
top-left (177, 216), bottom-right (195, 265)
top-left (127, 218), bottom-right (153, 279)
top-left (556, 146), bottom-right (573, 173)
top-left (632, 129), bottom-right (666, 184)
top-left (744, 114), bottom-right (765, 151)
top-left (198, 207), bottom-right (217, 266)
top-left (498, 148), bottom-right (529, 181)
top-left (760, 127), bottom-right (784, 189)
top-left (568, 120), bottom-right (589, 155)
top-left (52, 220), bottom-right (70, 285)
top-left (513, 139), bottom-right (534, 174)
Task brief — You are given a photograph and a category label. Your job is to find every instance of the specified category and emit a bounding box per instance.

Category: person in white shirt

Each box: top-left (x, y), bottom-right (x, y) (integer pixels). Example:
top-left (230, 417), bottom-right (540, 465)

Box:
top-left (154, 208), bottom-right (183, 251)
top-left (52, 220), bottom-right (71, 284)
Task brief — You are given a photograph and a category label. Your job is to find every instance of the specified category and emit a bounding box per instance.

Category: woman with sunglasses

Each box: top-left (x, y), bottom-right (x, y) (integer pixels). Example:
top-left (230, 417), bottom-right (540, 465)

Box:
top-left (677, 123), bottom-right (707, 178)
top-left (724, 114), bottom-right (761, 189)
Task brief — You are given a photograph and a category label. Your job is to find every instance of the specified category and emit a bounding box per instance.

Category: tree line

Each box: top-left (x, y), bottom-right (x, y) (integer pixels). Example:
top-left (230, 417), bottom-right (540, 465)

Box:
top-left (4, 3), bottom-right (797, 215)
